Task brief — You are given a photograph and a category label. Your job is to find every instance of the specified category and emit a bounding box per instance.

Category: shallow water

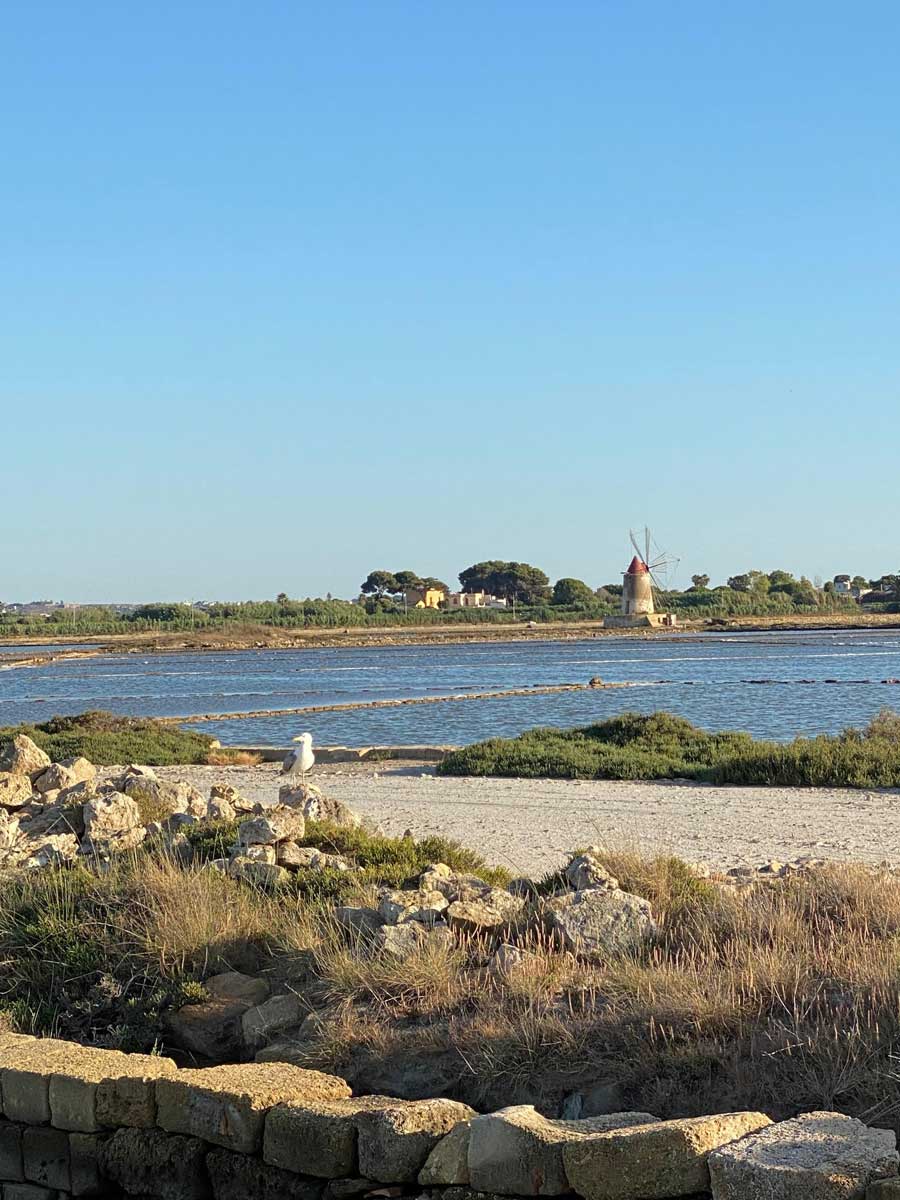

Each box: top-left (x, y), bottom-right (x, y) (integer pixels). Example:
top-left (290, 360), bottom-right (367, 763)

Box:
top-left (2, 630), bottom-right (900, 746)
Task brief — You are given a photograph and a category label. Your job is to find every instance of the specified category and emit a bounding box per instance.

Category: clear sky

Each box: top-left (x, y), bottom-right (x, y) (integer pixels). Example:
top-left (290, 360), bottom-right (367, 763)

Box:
top-left (3, 2), bottom-right (899, 602)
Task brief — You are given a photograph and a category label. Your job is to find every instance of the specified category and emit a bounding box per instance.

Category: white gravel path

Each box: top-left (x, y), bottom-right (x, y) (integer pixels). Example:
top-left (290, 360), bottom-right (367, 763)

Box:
top-left (151, 763), bottom-right (900, 877)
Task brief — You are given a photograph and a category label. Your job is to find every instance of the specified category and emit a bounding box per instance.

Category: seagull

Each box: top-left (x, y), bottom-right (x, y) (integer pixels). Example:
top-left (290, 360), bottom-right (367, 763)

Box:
top-left (282, 731), bottom-right (315, 778)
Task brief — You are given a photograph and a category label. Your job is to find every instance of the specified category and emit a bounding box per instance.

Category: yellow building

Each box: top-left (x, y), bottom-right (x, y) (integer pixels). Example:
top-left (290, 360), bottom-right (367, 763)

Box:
top-left (406, 587), bottom-right (446, 609)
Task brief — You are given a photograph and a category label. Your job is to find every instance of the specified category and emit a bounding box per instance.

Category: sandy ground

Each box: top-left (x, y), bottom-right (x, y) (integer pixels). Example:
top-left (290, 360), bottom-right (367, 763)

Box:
top-left (149, 762), bottom-right (900, 877)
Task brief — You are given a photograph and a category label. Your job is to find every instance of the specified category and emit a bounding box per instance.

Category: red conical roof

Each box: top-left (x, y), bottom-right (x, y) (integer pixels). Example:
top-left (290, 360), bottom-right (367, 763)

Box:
top-left (625, 556), bottom-right (649, 575)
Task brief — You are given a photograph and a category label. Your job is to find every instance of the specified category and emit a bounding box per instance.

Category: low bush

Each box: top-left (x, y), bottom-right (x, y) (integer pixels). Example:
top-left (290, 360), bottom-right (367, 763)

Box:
top-left (0, 711), bottom-right (229, 766)
top-left (439, 709), bottom-right (900, 788)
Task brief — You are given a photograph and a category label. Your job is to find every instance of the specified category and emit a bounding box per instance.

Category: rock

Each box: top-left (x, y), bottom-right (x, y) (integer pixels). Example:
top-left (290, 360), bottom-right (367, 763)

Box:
top-left (563, 1110), bottom-right (772, 1199)
top-left (548, 887), bottom-right (656, 961)
top-left (206, 972), bottom-right (270, 1005)
top-left (378, 888), bottom-right (449, 926)
top-left (238, 808), bottom-right (306, 847)
top-left (489, 944), bottom-right (537, 978)
top-left (356, 1099), bottom-right (476, 1182)
top-left (278, 844), bottom-right (353, 872)
top-left (446, 891), bottom-right (524, 932)
top-left (156, 1062), bottom-right (351, 1154)
top-left (374, 924), bottom-right (453, 959)
top-left (227, 856), bottom-right (289, 887)
top-left (0, 735), bottom-right (50, 779)
top-left (99, 1127), bottom-right (210, 1200)
top-left (279, 783), bottom-right (362, 829)
top-left (206, 1146), bottom-right (324, 1200)
top-left (238, 844), bottom-right (277, 864)
top-left (418, 1120), bottom-right (473, 1185)
top-left (165, 997), bottom-right (251, 1060)
top-left (0, 808), bottom-right (21, 856)
top-left (0, 772), bottom-right (34, 809)
top-left (122, 776), bottom-right (207, 819)
top-left (708, 1111), bottom-right (899, 1200)
top-left (335, 906), bottom-right (384, 937)
top-left (81, 792), bottom-right (146, 856)
top-left (122, 763), bottom-right (158, 781)
top-left (21, 833), bottom-right (79, 869)
top-left (208, 795), bottom-right (236, 821)
top-left (564, 851), bottom-right (618, 892)
top-left (33, 757), bottom-right (95, 796)
top-left (468, 1106), bottom-right (659, 1196)
top-left (264, 1096), bottom-right (400, 1177)
top-left (243, 993), bottom-right (306, 1052)
top-left (559, 1083), bottom-right (625, 1120)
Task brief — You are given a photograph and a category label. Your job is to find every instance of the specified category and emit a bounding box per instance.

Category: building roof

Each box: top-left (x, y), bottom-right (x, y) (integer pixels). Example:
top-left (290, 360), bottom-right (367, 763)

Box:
top-left (625, 556), bottom-right (650, 575)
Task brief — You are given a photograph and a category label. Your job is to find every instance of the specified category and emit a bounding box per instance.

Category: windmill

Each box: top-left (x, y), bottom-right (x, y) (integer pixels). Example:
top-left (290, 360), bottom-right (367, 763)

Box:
top-left (622, 527), bottom-right (680, 616)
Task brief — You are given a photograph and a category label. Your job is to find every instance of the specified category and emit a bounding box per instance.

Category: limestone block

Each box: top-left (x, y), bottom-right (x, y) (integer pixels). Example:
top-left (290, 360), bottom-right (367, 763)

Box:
top-left (68, 1133), bottom-right (103, 1197)
top-left (206, 1146), bottom-right (325, 1200)
top-left (242, 993), bottom-right (305, 1053)
top-left (870, 1182), bottom-right (900, 1198)
top-left (418, 1119), bottom-right (472, 1185)
top-left (49, 1047), bottom-right (175, 1132)
top-left (469, 1106), bottom-right (659, 1196)
top-left (356, 1099), bottom-right (476, 1182)
top-left (0, 774), bottom-right (33, 809)
top-left (1, 1040), bottom-right (88, 1125)
top-left (563, 1110), bottom-right (771, 1199)
top-left (21, 1128), bottom-right (69, 1192)
top-left (156, 1063), bottom-right (351, 1154)
top-left (93, 1052), bottom-right (177, 1129)
top-left (708, 1112), bottom-right (899, 1200)
top-left (264, 1097), bottom-right (398, 1177)
top-left (206, 972), bottom-right (270, 1006)
top-left (99, 1127), bottom-right (209, 1200)
top-left (3, 1184), bottom-right (58, 1200)
top-left (0, 1121), bottom-right (24, 1182)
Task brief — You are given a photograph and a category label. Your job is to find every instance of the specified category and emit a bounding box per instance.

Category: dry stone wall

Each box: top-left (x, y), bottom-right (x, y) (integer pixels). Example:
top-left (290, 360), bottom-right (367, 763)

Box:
top-left (0, 1034), bottom-right (898, 1200)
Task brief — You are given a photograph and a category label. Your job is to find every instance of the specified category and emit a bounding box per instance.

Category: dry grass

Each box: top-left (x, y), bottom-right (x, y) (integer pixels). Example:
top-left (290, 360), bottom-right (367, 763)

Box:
top-left (6, 836), bottom-right (900, 1123)
top-left (207, 749), bottom-right (264, 766)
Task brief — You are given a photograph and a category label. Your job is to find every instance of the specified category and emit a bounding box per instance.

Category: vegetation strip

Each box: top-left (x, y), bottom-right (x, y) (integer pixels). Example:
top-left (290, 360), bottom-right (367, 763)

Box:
top-left (166, 680), bottom-right (635, 723)
top-left (439, 708), bottom-right (900, 788)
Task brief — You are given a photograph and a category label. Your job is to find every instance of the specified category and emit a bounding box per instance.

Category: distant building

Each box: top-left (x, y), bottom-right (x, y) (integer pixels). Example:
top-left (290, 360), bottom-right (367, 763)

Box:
top-left (833, 574), bottom-right (852, 594)
top-left (405, 587), bottom-right (446, 610)
top-left (603, 553), bottom-right (676, 629)
top-left (446, 591), bottom-right (508, 609)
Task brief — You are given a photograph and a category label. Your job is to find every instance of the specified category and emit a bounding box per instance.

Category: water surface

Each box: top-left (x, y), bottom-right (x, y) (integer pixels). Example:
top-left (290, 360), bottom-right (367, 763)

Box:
top-left (2, 630), bottom-right (900, 745)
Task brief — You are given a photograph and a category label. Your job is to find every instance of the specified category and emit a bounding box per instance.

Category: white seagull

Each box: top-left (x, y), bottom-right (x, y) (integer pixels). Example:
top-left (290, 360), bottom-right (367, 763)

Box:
top-left (282, 731), bottom-right (315, 778)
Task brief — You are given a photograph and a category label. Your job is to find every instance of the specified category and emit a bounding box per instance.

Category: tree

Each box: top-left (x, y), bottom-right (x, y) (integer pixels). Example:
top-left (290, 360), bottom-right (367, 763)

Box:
top-left (360, 570), bottom-right (399, 597)
top-left (690, 574), bottom-right (710, 590)
top-left (420, 577), bottom-right (450, 594)
top-left (276, 592), bottom-right (289, 605)
top-left (459, 561), bottom-right (550, 605)
top-left (767, 570), bottom-right (794, 588)
top-left (393, 570), bottom-right (424, 593)
top-left (552, 578), bottom-right (594, 606)
top-left (727, 574), bottom-right (751, 592)
top-left (852, 575), bottom-right (869, 591)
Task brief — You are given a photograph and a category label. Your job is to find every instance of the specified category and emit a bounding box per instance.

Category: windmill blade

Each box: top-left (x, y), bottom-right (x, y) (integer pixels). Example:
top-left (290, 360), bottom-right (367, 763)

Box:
top-left (645, 527), bottom-right (651, 569)
top-left (629, 529), bottom-right (645, 563)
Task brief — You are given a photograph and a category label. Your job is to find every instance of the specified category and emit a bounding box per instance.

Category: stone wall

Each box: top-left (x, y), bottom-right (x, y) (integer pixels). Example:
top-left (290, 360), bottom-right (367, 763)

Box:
top-left (0, 1032), bottom-right (899, 1200)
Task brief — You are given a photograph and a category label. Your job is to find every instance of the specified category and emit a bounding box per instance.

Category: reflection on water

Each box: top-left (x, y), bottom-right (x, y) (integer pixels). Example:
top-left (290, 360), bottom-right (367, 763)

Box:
top-left (1, 631), bottom-right (900, 745)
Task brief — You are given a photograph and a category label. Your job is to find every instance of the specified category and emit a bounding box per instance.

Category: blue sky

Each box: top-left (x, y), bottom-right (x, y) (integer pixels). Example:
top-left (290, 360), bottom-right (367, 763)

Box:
top-left (3, 2), bottom-right (899, 602)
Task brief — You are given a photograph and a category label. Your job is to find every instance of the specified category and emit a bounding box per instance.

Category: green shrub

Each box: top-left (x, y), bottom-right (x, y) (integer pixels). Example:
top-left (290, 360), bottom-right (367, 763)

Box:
top-left (0, 711), bottom-right (216, 766)
top-left (439, 709), bottom-right (900, 789)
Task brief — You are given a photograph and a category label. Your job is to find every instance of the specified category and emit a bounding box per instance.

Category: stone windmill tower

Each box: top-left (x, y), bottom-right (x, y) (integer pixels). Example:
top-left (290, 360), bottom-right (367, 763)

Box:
top-left (607, 528), bottom-right (679, 627)
top-left (622, 554), bottom-right (655, 616)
